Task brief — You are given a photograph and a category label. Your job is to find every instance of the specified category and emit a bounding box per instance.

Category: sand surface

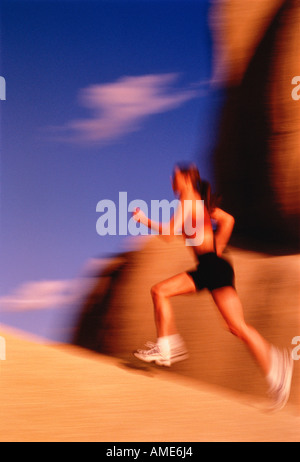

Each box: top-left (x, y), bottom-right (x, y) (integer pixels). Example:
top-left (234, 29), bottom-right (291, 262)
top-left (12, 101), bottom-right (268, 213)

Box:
top-left (0, 325), bottom-right (299, 442)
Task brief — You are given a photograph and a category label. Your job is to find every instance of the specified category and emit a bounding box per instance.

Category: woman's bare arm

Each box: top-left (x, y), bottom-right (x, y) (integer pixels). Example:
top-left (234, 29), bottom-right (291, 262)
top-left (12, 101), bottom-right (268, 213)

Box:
top-left (133, 202), bottom-right (185, 241)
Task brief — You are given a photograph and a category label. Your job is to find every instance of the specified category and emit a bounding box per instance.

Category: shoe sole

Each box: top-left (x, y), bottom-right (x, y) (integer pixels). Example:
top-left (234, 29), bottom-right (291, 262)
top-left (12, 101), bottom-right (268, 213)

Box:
top-left (133, 352), bottom-right (161, 363)
top-left (134, 351), bottom-right (189, 367)
top-left (155, 352), bottom-right (189, 367)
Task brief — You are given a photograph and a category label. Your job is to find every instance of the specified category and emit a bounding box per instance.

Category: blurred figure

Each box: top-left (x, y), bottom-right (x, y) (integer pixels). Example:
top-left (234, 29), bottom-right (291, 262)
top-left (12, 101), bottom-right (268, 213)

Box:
top-left (133, 163), bottom-right (293, 411)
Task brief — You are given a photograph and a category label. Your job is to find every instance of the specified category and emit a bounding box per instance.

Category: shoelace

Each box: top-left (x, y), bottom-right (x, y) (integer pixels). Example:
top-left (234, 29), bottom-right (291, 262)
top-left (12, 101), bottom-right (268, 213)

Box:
top-left (139, 341), bottom-right (160, 354)
top-left (145, 341), bottom-right (157, 349)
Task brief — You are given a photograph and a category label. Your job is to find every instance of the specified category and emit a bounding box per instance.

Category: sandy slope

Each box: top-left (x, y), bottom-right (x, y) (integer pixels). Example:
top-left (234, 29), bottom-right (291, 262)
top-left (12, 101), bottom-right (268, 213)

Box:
top-left (0, 326), bottom-right (299, 442)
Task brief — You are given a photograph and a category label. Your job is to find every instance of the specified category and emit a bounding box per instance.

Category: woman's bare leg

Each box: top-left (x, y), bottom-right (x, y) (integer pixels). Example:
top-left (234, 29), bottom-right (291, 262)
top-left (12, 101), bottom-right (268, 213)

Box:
top-left (211, 286), bottom-right (294, 409)
top-left (151, 272), bottom-right (196, 337)
top-left (134, 272), bottom-right (196, 365)
top-left (211, 286), bottom-right (271, 376)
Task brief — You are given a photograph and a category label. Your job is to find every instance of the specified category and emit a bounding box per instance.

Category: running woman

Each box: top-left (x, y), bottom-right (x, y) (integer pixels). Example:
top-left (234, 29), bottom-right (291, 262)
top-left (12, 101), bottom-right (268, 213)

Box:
top-left (133, 163), bottom-right (293, 411)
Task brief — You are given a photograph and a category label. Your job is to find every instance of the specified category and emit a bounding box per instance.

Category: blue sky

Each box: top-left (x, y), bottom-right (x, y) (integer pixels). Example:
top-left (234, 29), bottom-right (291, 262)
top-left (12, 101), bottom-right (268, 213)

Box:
top-left (0, 0), bottom-right (223, 336)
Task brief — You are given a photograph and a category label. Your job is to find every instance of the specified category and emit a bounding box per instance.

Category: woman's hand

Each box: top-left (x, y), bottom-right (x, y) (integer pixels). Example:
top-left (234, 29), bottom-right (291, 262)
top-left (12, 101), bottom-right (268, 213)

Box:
top-left (133, 207), bottom-right (147, 224)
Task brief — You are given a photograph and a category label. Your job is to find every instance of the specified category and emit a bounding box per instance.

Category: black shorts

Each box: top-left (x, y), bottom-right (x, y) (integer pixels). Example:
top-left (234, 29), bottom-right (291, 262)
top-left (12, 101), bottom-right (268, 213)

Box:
top-left (187, 252), bottom-right (235, 292)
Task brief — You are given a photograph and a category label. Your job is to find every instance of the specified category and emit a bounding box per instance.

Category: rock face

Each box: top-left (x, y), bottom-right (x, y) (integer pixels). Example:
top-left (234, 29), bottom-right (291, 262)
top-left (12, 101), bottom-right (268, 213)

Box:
top-left (74, 236), bottom-right (299, 404)
top-left (211, 0), bottom-right (300, 251)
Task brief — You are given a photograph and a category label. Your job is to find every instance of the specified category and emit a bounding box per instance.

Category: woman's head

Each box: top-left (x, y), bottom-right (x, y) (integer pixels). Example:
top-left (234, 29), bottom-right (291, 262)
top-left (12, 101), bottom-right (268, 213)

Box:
top-left (172, 162), bottom-right (199, 193)
top-left (172, 162), bottom-right (218, 213)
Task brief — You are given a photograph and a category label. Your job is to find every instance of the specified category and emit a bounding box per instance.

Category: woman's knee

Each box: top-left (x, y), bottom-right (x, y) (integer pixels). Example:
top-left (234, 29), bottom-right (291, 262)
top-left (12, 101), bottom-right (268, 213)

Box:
top-left (151, 281), bottom-right (170, 299)
top-left (151, 283), bottom-right (164, 299)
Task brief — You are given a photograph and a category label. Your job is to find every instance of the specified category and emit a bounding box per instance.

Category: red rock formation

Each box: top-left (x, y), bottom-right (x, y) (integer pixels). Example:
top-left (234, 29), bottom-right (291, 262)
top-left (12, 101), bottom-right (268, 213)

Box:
top-left (211, 0), bottom-right (300, 251)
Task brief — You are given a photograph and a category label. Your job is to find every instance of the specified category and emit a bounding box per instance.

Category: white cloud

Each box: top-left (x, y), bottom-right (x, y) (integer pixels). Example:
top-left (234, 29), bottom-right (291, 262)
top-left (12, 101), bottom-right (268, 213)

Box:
top-left (0, 280), bottom-right (76, 311)
top-left (51, 73), bottom-right (200, 145)
top-left (0, 258), bottom-right (123, 312)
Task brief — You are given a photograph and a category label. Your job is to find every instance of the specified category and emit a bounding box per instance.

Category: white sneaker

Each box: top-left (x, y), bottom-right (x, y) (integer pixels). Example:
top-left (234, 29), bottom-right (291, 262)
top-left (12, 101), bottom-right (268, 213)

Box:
top-left (134, 342), bottom-right (170, 366)
top-left (268, 348), bottom-right (294, 411)
top-left (134, 340), bottom-right (188, 367)
top-left (166, 335), bottom-right (189, 365)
